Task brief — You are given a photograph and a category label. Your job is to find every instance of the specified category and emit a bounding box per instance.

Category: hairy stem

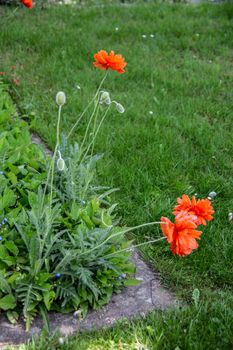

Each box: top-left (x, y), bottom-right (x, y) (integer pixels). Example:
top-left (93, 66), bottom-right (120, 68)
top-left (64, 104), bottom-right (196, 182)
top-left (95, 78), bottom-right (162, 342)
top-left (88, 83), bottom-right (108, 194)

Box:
top-left (67, 71), bottom-right (108, 139)
top-left (102, 237), bottom-right (166, 259)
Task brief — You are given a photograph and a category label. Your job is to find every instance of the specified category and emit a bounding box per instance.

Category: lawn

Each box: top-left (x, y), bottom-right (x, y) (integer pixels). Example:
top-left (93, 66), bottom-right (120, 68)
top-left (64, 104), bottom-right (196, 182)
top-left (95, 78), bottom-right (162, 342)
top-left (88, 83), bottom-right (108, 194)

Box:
top-left (1, 1), bottom-right (233, 349)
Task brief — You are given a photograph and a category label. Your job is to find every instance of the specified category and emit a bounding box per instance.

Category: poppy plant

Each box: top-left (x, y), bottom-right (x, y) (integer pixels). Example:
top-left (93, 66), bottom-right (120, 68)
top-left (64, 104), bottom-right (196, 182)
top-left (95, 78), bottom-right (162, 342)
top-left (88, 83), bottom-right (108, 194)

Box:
top-left (160, 213), bottom-right (202, 256)
top-left (173, 194), bottom-right (214, 226)
top-left (93, 50), bottom-right (127, 74)
top-left (20, 0), bottom-right (33, 9)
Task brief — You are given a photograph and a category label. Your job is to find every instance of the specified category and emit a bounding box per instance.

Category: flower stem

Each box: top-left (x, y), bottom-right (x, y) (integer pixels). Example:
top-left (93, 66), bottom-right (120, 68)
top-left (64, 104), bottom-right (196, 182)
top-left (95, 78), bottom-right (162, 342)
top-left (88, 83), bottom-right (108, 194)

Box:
top-left (79, 93), bottom-right (100, 152)
top-left (49, 105), bottom-right (62, 207)
top-left (80, 105), bottom-right (111, 164)
top-left (102, 236), bottom-right (166, 259)
top-left (79, 221), bottom-right (164, 257)
top-left (67, 71), bottom-right (108, 139)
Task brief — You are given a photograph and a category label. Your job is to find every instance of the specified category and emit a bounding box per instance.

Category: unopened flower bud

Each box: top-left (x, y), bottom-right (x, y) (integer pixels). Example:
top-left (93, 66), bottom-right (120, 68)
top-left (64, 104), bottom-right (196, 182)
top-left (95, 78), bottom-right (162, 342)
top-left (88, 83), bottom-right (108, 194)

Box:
top-left (56, 91), bottom-right (66, 106)
top-left (57, 151), bottom-right (65, 171)
top-left (100, 91), bottom-right (111, 105)
top-left (105, 96), bottom-right (111, 105)
top-left (57, 158), bottom-right (65, 171)
top-left (115, 103), bottom-right (125, 114)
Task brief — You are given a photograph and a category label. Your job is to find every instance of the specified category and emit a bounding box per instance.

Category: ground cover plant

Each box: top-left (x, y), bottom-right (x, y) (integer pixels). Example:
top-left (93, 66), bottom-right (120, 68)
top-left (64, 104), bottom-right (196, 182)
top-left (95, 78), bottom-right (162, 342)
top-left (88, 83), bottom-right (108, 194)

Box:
top-left (1, 0), bottom-right (233, 349)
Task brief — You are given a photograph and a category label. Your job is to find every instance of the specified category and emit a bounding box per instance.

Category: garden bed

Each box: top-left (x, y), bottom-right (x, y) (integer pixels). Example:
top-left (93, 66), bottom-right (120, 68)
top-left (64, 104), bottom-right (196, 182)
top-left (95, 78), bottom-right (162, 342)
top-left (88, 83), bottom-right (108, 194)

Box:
top-left (0, 250), bottom-right (177, 347)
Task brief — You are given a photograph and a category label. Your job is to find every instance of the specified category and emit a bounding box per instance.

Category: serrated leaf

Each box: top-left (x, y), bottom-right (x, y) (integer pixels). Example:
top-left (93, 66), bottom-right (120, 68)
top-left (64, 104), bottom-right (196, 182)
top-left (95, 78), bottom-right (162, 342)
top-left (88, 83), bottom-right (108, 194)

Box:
top-left (71, 201), bottom-right (80, 220)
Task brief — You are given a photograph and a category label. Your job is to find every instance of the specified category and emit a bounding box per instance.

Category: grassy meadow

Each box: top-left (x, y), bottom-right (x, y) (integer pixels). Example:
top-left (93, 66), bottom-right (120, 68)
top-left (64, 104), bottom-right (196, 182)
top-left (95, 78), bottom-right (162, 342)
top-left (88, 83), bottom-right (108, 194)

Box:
top-left (1, 1), bottom-right (233, 349)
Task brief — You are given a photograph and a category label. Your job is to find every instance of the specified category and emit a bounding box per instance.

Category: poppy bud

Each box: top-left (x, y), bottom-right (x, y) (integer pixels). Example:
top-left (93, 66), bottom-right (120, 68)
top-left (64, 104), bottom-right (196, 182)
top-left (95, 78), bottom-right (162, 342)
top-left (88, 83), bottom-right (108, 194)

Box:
top-left (105, 96), bottom-right (111, 105)
top-left (115, 103), bottom-right (125, 114)
top-left (56, 91), bottom-right (66, 106)
top-left (99, 91), bottom-right (111, 105)
top-left (57, 151), bottom-right (66, 171)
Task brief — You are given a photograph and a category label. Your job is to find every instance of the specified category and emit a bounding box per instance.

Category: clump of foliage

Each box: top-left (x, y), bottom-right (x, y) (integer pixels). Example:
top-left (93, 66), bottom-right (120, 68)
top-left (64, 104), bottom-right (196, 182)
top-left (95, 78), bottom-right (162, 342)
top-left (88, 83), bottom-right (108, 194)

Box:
top-left (0, 81), bottom-right (137, 330)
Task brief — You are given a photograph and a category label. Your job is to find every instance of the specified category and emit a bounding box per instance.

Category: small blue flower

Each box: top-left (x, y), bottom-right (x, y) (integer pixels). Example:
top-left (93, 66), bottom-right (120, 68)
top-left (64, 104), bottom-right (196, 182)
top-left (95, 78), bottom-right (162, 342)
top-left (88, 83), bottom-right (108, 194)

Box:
top-left (0, 236), bottom-right (2, 241)
top-left (55, 273), bottom-right (61, 279)
top-left (0, 171), bottom-right (3, 175)
top-left (1, 218), bottom-right (7, 225)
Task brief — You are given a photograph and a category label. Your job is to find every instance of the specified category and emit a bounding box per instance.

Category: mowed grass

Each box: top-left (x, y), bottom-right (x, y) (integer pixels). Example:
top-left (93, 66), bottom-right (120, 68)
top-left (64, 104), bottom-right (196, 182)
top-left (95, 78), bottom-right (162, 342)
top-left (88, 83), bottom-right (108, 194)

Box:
top-left (1, 2), bottom-right (233, 349)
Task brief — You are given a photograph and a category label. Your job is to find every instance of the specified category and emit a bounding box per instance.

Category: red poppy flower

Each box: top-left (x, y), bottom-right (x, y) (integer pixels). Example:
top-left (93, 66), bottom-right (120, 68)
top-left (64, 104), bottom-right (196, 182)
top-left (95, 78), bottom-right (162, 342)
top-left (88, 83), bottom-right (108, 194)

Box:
top-left (20, 0), bottom-right (33, 9)
top-left (161, 213), bottom-right (202, 256)
top-left (173, 194), bottom-right (214, 226)
top-left (93, 50), bottom-right (127, 74)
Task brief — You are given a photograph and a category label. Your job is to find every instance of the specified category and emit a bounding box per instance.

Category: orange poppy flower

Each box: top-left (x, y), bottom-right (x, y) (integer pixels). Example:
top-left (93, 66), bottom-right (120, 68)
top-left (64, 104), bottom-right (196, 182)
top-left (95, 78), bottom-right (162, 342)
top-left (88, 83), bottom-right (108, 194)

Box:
top-left (160, 213), bottom-right (202, 256)
top-left (20, 0), bottom-right (33, 9)
top-left (173, 194), bottom-right (214, 226)
top-left (93, 50), bottom-right (127, 74)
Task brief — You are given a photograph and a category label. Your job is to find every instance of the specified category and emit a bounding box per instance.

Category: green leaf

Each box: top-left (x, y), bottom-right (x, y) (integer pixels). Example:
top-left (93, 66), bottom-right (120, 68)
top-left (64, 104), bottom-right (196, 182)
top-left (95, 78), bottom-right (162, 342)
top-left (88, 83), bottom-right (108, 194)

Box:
top-left (28, 191), bottom-right (39, 209)
top-left (80, 211), bottom-right (94, 229)
top-left (43, 290), bottom-right (55, 311)
top-left (5, 241), bottom-right (19, 256)
top-left (0, 294), bottom-right (16, 310)
top-left (0, 270), bottom-right (11, 294)
top-left (7, 172), bottom-right (18, 185)
top-left (35, 272), bottom-right (51, 285)
top-left (124, 278), bottom-right (141, 287)
top-left (6, 310), bottom-right (19, 325)
top-left (0, 187), bottom-right (16, 211)
top-left (7, 206), bottom-right (22, 224)
top-left (71, 201), bottom-right (80, 221)
top-left (0, 246), bottom-right (16, 266)
top-left (7, 272), bottom-right (22, 285)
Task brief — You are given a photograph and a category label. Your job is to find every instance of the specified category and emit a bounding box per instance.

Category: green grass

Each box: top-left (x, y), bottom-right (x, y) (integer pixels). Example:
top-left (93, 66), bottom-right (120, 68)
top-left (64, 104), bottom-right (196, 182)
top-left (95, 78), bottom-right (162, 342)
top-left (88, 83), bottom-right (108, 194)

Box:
top-left (1, 1), bottom-right (233, 348)
top-left (12, 292), bottom-right (233, 349)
